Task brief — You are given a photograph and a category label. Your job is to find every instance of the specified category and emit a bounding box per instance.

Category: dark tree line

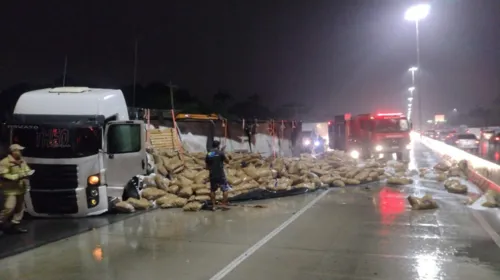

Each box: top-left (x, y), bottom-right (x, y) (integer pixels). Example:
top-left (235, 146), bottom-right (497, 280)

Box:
top-left (0, 80), bottom-right (307, 121)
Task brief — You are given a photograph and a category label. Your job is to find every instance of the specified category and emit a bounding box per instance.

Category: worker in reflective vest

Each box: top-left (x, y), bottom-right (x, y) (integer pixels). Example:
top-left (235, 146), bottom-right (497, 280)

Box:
top-left (0, 144), bottom-right (33, 234)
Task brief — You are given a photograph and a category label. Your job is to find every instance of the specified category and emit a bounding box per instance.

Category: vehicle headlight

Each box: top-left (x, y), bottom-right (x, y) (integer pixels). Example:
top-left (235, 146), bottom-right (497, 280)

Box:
top-left (303, 139), bottom-right (311, 146)
top-left (88, 175), bottom-right (100, 186)
top-left (89, 189), bottom-right (99, 197)
top-left (314, 141), bottom-right (320, 146)
top-left (350, 150), bottom-right (360, 159)
top-left (375, 145), bottom-right (383, 152)
top-left (406, 144), bottom-right (411, 150)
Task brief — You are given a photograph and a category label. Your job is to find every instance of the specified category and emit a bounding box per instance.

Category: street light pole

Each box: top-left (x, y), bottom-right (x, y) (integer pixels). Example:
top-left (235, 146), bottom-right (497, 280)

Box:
top-left (168, 81), bottom-right (178, 111)
top-left (415, 19), bottom-right (423, 132)
top-left (405, 3), bottom-right (429, 131)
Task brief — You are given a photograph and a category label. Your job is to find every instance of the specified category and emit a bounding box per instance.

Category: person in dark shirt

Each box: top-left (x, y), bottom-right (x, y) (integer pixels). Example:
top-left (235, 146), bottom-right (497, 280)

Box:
top-left (205, 140), bottom-right (230, 210)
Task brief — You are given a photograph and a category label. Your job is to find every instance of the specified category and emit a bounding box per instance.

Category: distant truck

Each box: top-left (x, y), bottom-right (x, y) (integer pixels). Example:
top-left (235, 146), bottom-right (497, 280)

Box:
top-left (6, 87), bottom-right (148, 217)
top-left (299, 122), bottom-right (327, 153)
top-left (329, 112), bottom-right (411, 160)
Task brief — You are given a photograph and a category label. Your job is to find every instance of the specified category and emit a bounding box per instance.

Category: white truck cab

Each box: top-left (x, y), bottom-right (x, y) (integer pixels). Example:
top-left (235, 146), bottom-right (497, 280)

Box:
top-left (8, 87), bottom-right (147, 217)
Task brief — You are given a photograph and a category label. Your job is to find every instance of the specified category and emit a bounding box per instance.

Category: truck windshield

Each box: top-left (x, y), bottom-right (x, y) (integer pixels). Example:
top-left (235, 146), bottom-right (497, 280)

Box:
top-left (374, 119), bottom-right (409, 133)
top-left (10, 125), bottom-right (102, 158)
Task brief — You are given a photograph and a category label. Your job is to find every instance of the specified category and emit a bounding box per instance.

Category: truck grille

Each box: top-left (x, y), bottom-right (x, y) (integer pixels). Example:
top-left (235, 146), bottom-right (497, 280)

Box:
top-left (29, 164), bottom-right (78, 190)
top-left (30, 190), bottom-right (78, 214)
top-left (381, 138), bottom-right (403, 148)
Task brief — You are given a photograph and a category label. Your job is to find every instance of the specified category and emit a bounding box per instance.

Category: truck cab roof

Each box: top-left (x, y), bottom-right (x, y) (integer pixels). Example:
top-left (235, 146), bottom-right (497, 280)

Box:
top-left (14, 87), bottom-right (129, 121)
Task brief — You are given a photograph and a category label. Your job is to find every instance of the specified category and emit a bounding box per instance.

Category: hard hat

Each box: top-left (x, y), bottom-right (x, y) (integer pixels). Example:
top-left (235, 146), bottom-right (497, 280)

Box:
top-left (9, 144), bottom-right (25, 152)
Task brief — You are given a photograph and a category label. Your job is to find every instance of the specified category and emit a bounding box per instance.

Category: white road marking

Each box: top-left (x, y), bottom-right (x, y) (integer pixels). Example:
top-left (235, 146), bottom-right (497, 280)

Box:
top-left (209, 189), bottom-right (330, 280)
top-left (471, 210), bottom-right (500, 249)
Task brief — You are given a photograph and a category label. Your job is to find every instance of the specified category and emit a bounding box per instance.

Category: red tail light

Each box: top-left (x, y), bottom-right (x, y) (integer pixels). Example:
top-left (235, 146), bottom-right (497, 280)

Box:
top-left (495, 137), bottom-right (499, 141)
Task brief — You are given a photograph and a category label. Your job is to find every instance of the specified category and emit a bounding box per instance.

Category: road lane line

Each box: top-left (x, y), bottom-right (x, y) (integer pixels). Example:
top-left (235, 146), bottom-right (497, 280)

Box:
top-left (471, 210), bottom-right (500, 249)
top-left (209, 189), bottom-right (331, 280)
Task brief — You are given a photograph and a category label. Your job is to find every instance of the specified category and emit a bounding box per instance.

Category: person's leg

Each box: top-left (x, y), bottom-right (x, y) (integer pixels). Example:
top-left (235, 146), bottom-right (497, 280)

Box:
top-left (220, 182), bottom-right (231, 209)
top-left (0, 194), bottom-right (16, 231)
top-left (12, 194), bottom-right (27, 227)
top-left (209, 180), bottom-right (218, 211)
top-left (5, 194), bottom-right (27, 233)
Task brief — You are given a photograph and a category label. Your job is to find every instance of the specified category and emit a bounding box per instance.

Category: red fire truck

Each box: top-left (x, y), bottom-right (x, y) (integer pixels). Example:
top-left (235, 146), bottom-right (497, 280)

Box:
top-left (328, 112), bottom-right (412, 160)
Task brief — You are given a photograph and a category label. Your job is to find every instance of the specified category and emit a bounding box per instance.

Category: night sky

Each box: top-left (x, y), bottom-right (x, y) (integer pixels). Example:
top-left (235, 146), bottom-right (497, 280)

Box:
top-left (1, 0), bottom-right (499, 120)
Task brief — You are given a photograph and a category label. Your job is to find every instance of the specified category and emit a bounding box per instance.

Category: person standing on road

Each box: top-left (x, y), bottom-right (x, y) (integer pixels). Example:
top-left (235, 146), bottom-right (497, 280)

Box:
top-left (205, 140), bottom-right (230, 211)
top-left (0, 144), bottom-right (33, 234)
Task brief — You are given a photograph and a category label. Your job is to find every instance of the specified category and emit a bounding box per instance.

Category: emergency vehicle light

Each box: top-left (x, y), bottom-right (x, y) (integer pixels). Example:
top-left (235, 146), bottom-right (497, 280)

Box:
top-left (376, 113), bottom-right (403, 117)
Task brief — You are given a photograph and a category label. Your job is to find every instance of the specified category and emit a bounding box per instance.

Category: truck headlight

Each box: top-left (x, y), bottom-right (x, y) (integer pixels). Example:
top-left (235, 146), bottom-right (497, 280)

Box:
top-left (314, 141), bottom-right (320, 146)
top-left (375, 145), bottom-right (383, 152)
top-left (350, 150), bottom-right (360, 159)
top-left (88, 175), bottom-right (100, 186)
top-left (89, 189), bottom-right (99, 197)
top-left (303, 139), bottom-right (311, 146)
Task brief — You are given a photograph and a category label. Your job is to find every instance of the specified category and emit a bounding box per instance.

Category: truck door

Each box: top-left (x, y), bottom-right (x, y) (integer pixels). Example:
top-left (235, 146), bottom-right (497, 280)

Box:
top-left (104, 120), bottom-right (146, 189)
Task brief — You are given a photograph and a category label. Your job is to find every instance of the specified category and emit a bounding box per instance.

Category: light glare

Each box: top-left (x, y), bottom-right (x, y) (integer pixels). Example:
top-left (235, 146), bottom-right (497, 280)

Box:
top-left (405, 4), bottom-right (430, 21)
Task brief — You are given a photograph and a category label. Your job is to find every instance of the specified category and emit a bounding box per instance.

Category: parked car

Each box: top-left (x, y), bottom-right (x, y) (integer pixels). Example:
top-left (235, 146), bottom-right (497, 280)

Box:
top-left (444, 133), bottom-right (457, 145)
top-left (488, 132), bottom-right (500, 144)
top-left (438, 130), bottom-right (455, 141)
top-left (424, 130), bottom-right (437, 139)
top-left (455, 133), bottom-right (479, 153)
top-left (481, 130), bottom-right (495, 141)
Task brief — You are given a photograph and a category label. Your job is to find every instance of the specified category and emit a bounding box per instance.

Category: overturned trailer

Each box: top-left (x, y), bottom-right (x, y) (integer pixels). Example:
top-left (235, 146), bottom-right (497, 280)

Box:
top-left (147, 113), bottom-right (303, 157)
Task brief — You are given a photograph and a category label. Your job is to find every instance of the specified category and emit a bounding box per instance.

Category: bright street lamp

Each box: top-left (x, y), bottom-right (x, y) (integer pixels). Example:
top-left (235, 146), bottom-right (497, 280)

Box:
top-left (408, 97), bottom-right (413, 101)
top-left (408, 87), bottom-right (415, 93)
top-left (405, 3), bottom-right (429, 131)
top-left (408, 67), bottom-right (418, 84)
top-left (405, 4), bottom-right (430, 21)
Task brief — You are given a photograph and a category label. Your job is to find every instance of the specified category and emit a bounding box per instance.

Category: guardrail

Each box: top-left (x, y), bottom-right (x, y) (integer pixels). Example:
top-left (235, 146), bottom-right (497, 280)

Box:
top-left (417, 133), bottom-right (500, 193)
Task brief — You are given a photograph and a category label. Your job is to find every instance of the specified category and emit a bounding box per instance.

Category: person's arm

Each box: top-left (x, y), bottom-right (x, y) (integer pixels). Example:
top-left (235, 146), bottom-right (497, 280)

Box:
top-left (205, 155), bottom-right (210, 170)
top-left (0, 160), bottom-right (20, 181)
top-left (221, 152), bottom-right (229, 164)
top-left (21, 161), bottom-right (32, 175)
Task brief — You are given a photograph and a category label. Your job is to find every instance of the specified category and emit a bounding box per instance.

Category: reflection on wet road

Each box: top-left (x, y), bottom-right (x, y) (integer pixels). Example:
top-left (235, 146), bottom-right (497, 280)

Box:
top-left (479, 140), bottom-right (500, 164)
top-left (1, 142), bottom-right (500, 279)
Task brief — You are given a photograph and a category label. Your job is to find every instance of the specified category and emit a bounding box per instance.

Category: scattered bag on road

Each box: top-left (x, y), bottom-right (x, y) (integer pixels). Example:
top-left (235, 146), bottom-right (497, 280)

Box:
top-left (115, 201), bottom-right (135, 213)
top-left (387, 177), bottom-right (413, 185)
top-left (408, 194), bottom-right (438, 210)
top-left (482, 190), bottom-right (499, 208)
top-left (183, 201), bottom-right (204, 211)
top-left (444, 178), bottom-right (467, 194)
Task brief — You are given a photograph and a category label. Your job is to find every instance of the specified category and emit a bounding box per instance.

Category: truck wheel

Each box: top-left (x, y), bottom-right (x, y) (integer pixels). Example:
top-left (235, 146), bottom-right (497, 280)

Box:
top-left (396, 151), bottom-right (409, 161)
top-left (362, 150), bottom-right (371, 160)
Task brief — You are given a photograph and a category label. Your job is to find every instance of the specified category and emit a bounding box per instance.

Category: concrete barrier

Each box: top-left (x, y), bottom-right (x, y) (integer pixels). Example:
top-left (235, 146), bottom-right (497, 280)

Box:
top-left (418, 133), bottom-right (500, 193)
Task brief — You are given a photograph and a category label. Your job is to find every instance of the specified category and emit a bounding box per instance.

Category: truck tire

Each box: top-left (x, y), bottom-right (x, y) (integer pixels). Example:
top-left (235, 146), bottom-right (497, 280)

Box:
top-left (396, 151), bottom-right (409, 161)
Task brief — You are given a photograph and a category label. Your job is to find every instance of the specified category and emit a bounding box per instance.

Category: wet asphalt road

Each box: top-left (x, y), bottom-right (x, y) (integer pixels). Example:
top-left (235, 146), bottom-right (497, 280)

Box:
top-left (1, 141), bottom-right (500, 279)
